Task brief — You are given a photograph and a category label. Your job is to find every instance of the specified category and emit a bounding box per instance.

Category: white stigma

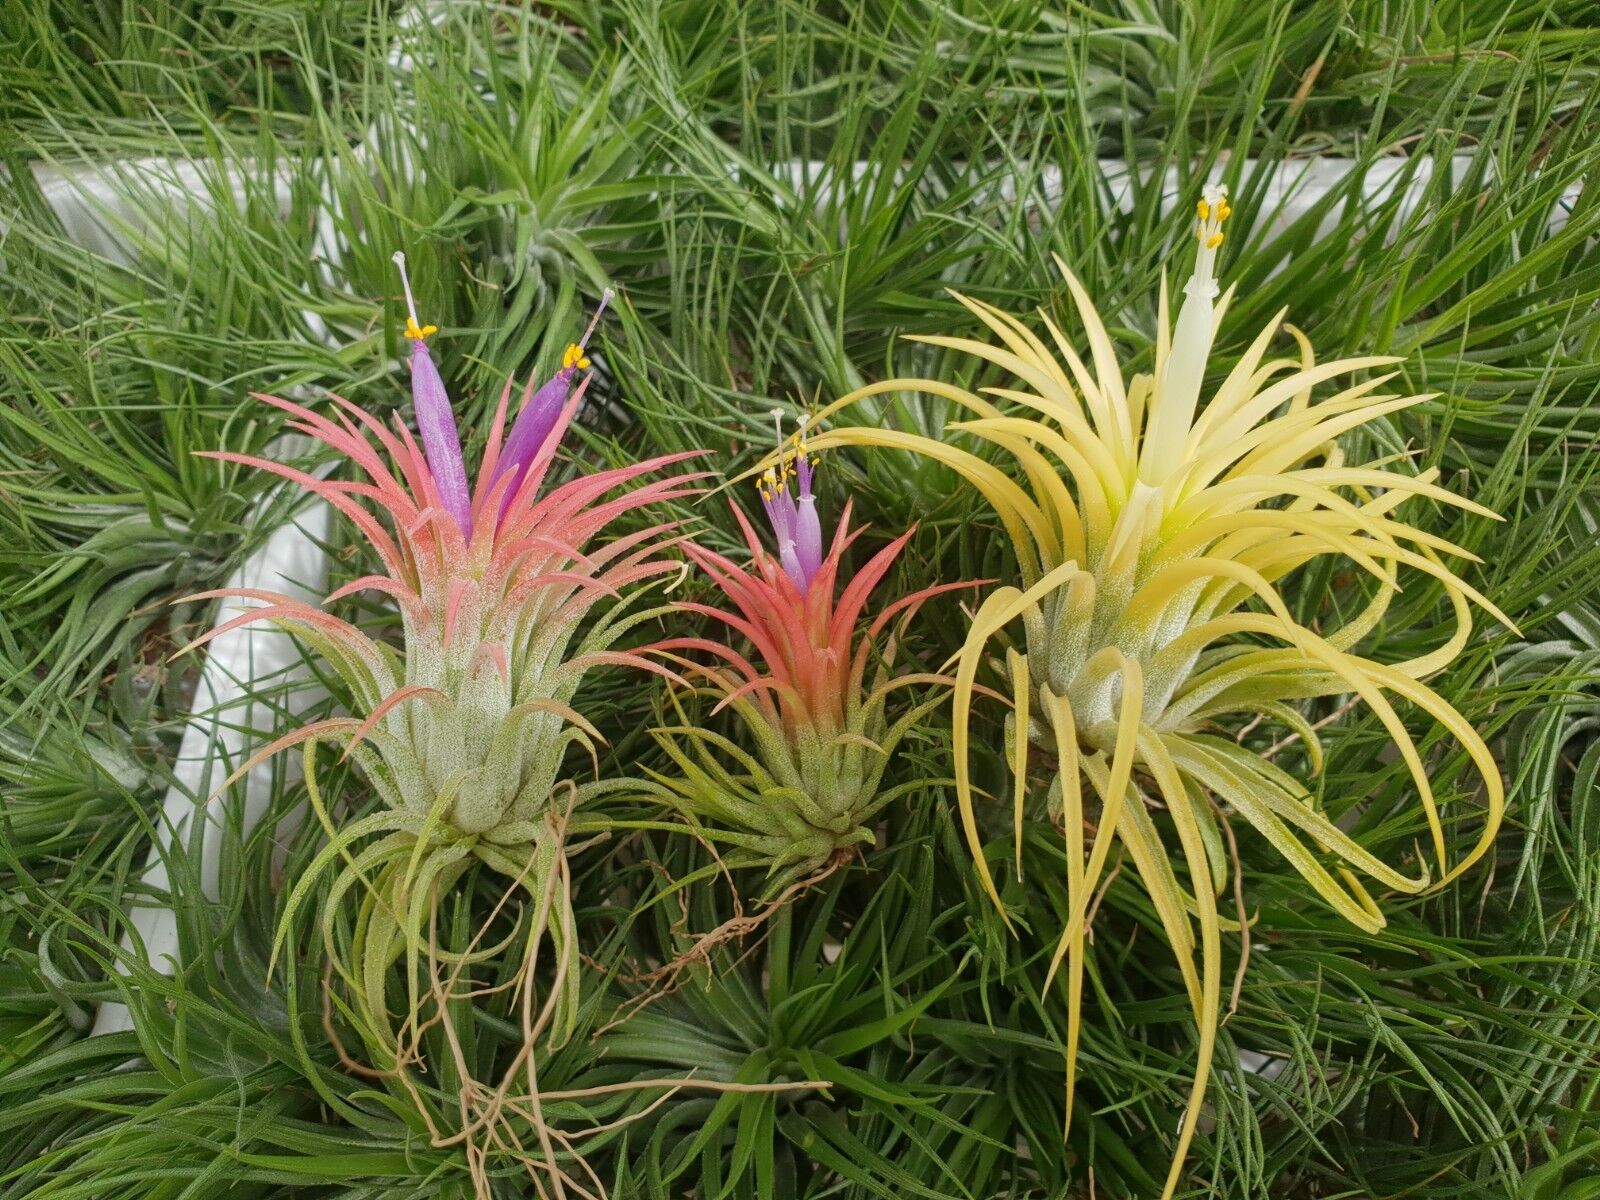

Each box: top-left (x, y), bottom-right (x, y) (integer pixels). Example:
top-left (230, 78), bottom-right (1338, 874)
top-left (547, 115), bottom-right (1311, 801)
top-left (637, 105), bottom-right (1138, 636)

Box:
top-left (392, 251), bottom-right (420, 325)
top-left (576, 287), bottom-right (615, 352)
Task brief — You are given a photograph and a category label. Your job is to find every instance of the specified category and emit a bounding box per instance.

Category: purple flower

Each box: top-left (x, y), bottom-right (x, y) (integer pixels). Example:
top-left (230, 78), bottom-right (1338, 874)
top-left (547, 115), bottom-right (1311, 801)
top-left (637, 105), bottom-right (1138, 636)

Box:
top-left (758, 409), bottom-right (823, 592)
top-left (489, 289), bottom-right (613, 521)
top-left (393, 252), bottom-right (473, 539)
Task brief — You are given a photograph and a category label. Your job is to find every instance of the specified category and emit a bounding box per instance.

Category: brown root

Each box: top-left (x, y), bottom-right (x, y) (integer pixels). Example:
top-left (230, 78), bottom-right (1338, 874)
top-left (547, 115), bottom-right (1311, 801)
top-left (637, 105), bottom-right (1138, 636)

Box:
top-left (595, 848), bottom-right (851, 1039)
top-left (316, 805), bottom-right (834, 1200)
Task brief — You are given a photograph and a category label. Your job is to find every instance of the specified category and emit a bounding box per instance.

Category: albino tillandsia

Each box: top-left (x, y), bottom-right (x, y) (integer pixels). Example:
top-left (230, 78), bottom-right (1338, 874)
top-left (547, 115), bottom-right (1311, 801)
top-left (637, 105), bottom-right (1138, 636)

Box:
top-left (182, 257), bottom-right (704, 1177)
top-left (786, 186), bottom-right (1510, 1198)
top-left (643, 412), bottom-right (976, 891)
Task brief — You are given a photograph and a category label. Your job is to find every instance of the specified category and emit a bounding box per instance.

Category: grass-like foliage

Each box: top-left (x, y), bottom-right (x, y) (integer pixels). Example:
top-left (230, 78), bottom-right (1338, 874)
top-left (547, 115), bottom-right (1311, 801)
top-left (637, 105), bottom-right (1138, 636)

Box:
top-left (3, 1), bottom-right (1600, 1198)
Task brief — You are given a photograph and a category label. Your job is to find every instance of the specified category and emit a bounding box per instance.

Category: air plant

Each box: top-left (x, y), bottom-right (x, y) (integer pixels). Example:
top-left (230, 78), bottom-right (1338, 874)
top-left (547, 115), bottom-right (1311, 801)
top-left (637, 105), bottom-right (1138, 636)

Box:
top-left (793, 187), bottom-right (1509, 1197)
top-left (182, 256), bottom-right (700, 1175)
top-left (643, 412), bottom-right (972, 891)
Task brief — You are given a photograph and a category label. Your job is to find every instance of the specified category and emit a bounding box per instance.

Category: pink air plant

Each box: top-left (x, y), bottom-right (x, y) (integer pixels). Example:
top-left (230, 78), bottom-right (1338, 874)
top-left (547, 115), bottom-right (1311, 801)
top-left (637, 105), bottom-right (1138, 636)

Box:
top-left (180, 259), bottom-right (703, 1085)
top-left (644, 415), bottom-right (975, 886)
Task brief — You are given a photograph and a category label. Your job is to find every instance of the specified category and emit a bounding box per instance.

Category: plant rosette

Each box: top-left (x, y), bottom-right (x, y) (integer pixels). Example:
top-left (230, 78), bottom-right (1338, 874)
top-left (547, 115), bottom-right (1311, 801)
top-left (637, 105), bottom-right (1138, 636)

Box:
top-left (786, 186), bottom-right (1511, 1199)
top-left (638, 414), bottom-right (978, 898)
top-left (183, 258), bottom-right (704, 1180)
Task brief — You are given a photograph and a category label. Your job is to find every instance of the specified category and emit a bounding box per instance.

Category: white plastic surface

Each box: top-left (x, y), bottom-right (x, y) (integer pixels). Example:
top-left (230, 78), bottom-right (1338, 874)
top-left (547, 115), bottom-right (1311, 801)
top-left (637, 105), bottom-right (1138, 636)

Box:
top-left (91, 495), bottom-right (331, 1035)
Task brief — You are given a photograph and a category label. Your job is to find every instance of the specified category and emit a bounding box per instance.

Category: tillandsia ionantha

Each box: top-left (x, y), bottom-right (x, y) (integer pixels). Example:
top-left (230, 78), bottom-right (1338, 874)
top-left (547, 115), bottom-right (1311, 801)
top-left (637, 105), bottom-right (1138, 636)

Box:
top-left (790, 186), bottom-right (1511, 1197)
top-left (182, 255), bottom-right (702, 1172)
top-left (643, 411), bottom-right (973, 893)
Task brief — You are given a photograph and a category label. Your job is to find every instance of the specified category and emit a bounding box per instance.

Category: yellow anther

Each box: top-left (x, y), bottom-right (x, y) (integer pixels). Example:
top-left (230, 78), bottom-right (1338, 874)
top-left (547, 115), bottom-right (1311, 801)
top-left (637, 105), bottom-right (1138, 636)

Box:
top-left (393, 254), bottom-right (437, 340)
top-left (562, 342), bottom-right (591, 371)
top-left (1186, 184), bottom-right (1228, 301)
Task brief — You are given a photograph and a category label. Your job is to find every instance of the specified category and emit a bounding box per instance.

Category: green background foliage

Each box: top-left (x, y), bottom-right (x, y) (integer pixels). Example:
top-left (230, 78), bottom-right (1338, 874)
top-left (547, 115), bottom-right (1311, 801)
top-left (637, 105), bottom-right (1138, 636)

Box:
top-left (3, 1), bottom-right (1599, 1196)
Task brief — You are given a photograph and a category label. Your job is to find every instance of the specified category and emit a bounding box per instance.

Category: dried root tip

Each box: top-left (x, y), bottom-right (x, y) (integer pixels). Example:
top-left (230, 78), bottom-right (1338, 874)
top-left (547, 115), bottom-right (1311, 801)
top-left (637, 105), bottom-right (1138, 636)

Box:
top-left (596, 850), bottom-right (851, 1038)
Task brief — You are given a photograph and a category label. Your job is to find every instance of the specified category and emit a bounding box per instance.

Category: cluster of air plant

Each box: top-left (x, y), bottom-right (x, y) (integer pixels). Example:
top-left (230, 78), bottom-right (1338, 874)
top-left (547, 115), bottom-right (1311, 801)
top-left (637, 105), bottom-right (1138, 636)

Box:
top-left (179, 185), bottom-right (1508, 1198)
top-left (640, 415), bottom-right (971, 893)
top-left (186, 256), bottom-right (701, 1178)
top-left (799, 187), bottom-right (1508, 1197)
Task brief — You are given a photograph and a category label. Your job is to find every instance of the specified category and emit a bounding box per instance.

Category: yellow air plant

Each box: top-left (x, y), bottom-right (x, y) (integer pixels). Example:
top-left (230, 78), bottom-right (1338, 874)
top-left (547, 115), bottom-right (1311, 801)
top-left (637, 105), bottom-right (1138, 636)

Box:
top-left (790, 185), bottom-right (1510, 1197)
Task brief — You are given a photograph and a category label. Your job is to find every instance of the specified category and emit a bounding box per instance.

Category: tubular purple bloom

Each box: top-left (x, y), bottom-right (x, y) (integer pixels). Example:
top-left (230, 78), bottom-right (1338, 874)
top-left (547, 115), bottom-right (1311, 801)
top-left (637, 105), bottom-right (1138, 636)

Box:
top-left (490, 289), bottom-right (613, 521)
top-left (393, 252), bottom-right (473, 539)
top-left (758, 409), bottom-right (823, 592)
top-left (792, 418), bottom-right (823, 584)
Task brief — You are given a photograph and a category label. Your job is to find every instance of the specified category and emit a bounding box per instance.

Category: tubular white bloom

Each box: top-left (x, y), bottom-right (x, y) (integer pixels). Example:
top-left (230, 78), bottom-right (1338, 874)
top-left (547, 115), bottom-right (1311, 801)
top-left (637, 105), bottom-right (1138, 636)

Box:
top-left (1141, 183), bottom-right (1231, 484)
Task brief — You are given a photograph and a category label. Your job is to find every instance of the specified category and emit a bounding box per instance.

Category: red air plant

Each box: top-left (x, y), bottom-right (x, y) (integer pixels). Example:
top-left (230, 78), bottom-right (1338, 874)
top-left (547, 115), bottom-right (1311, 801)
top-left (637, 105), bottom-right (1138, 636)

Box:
top-left (643, 412), bottom-right (974, 887)
top-left (182, 258), bottom-right (702, 1106)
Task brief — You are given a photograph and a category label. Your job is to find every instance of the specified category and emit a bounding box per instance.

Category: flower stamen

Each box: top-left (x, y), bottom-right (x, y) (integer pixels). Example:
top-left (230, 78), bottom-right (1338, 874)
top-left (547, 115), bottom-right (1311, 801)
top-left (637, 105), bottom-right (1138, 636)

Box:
top-left (391, 251), bottom-right (438, 341)
top-left (756, 407), bottom-right (823, 591)
top-left (1188, 183), bottom-right (1231, 301)
top-left (562, 287), bottom-right (613, 372)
